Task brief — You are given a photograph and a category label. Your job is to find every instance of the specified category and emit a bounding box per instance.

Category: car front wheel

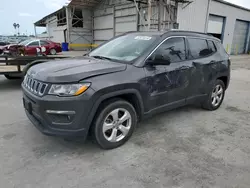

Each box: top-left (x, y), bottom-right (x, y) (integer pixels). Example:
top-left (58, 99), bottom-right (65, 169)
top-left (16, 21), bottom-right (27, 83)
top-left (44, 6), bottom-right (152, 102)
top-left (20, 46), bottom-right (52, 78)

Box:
top-left (202, 79), bottom-right (225, 110)
top-left (92, 99), bottom-right (137, 149)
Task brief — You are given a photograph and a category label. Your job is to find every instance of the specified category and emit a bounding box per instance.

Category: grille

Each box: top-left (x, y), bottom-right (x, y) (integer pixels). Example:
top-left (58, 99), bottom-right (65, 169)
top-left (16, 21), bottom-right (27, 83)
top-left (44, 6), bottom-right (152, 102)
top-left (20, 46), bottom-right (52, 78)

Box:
top-left (23, 75), bottom-right (48, 96)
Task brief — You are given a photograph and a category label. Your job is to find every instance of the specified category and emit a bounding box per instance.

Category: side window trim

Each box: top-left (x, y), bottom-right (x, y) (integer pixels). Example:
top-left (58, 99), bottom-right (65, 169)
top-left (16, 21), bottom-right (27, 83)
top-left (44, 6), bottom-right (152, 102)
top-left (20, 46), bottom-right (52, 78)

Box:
top-left (144, 36), bottom-right (187, 65)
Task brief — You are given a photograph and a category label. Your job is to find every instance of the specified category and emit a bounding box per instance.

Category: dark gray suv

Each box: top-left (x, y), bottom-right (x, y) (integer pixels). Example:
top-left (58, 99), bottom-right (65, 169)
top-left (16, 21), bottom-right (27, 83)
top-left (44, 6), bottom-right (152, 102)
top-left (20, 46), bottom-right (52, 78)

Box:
top-left (22, 31), bottom-right (230, 149)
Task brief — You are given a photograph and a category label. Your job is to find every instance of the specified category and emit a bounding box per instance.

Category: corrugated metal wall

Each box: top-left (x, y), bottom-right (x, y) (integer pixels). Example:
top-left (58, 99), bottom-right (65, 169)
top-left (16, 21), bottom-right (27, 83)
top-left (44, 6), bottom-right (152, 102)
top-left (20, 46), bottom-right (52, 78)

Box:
top-left (177, 0), bottom-right (208, 32)
top-left (68, 8), bottom-right (93, 50)
top-left (139, 4), bottom-right (175, 32)
top-left (94, 6), bottom-right (114, 45)
top-left (114, 3), bottom-right (137, 36)
top-left (93, 0), bottom-right (176, 45)
top-left (93, 0), bottom-right (138, 45)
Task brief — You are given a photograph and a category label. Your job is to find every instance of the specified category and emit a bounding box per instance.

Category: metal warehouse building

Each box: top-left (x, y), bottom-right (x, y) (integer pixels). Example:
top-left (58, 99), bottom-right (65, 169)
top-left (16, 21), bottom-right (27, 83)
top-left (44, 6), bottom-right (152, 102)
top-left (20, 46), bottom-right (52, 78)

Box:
top-left (34, 0), bottom-right (250, 54)
top-left (177, 0), bottom-right (250, 54)
top-left (34, 0), bottom-right (180, 50)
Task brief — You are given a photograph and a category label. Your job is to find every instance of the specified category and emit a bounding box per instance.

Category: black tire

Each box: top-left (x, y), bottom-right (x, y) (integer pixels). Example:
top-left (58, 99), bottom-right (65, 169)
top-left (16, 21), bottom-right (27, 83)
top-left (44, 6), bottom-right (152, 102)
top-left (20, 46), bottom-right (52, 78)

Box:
top-left (92, 99), bottom-right (137, 149)
top-left (4, 74), bottom-right (22, 80)
top-left (202, 79), bottom-right (225, 111)
top-left (50, 48), bottom-right (57, 55)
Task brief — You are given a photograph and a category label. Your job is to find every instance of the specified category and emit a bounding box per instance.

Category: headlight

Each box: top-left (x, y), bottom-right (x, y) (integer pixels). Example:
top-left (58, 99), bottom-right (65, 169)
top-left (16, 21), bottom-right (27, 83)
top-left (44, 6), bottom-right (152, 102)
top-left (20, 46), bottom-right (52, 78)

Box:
top-left (48, 83), bottom-right (90, 96)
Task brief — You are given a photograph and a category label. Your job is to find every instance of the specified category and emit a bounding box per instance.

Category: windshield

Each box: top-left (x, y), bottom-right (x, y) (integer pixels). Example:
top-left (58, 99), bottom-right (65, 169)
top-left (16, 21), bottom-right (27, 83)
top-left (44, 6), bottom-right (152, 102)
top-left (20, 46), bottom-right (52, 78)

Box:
top-left (89, 35), bottom-right (157, 62)
top-left (18, 39), bottom-right (33, 45)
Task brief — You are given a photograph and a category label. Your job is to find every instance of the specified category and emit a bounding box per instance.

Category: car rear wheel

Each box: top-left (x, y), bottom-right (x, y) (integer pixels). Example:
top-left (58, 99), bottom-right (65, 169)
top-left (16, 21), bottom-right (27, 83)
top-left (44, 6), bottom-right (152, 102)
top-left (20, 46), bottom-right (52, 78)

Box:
top-left (92, 99), bottom-right (137, 149)
top-left (50, 48), bottom-right (57, 55)
top-left (202, 79), bottom-right (225, 110)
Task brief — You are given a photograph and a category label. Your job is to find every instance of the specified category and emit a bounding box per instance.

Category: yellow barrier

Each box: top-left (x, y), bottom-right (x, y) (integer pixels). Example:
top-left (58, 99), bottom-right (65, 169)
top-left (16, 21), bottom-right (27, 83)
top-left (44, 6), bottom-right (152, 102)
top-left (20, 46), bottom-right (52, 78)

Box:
top-left (226, 44), bottom-right (229, 53)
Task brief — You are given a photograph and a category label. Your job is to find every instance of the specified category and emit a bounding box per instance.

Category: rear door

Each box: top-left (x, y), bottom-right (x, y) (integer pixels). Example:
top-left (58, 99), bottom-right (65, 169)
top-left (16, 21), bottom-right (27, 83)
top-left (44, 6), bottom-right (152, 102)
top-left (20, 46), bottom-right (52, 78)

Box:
top-left (40, 40), bottom-right (51, 54)
top-left (25, 40), bottom-right (40, 55)
top-left (186, 38), bottom-right (218, 101)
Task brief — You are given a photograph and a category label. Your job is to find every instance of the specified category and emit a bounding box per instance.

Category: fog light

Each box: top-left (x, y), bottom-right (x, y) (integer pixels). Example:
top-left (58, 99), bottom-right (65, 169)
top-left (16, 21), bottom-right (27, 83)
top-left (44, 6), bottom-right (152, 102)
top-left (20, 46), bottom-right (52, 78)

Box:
top-left (46, 110), bottom-right (75, 124)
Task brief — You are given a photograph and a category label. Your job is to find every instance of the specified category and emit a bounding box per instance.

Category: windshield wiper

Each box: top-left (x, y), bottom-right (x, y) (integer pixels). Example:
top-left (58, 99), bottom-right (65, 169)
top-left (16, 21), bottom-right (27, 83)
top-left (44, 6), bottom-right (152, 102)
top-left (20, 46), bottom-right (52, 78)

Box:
top-left (91, 55), bottom-right (112, 61)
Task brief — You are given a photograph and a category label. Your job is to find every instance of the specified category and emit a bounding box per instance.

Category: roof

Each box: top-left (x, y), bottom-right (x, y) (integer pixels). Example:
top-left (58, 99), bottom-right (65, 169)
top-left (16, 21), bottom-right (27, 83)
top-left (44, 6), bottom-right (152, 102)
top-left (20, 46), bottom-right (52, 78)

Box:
top-left (125, 30), bottom-right (220, 41)
top-left (34, 7), bottom-right (65, 27)
top-left (67, 0), bottom-right (103, 8)
top-left (213, 0), bottom-right (250, 12)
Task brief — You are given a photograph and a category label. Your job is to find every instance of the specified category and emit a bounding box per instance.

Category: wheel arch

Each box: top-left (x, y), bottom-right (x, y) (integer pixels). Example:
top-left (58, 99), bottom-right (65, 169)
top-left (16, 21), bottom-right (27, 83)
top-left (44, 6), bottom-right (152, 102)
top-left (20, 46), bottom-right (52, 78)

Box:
top-left (85, 89), bottom-right (144, 133)
top-left (22, 59), bottom-right (49, 76)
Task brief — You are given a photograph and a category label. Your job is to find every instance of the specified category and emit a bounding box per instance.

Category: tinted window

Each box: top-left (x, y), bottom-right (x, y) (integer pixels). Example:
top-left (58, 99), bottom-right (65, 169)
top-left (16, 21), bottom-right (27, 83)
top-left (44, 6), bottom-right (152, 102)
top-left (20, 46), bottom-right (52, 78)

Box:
top-left (188, 38), bottom-right (210, 59)
top-left (207, 40), bottom-right (216, 53)
top-left (154, 37), bottom-right (186, 63)
top-left (40, 40), bottom-right (49, 45)
top-left (28, 41), bottom-right (39, 47)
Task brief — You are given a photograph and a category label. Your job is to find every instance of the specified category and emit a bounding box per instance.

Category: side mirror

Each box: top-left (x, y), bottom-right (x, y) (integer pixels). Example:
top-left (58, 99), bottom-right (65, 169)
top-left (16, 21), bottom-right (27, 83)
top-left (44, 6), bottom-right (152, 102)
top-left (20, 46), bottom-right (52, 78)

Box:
top-left (146, 53), bottom-right (171, 66)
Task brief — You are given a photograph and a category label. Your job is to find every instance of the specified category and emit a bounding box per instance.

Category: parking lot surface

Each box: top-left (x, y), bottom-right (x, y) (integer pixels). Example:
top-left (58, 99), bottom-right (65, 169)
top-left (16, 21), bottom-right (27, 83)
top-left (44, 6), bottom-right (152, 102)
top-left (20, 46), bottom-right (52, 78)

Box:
top-left (1, 55), bottom-right (250, 188)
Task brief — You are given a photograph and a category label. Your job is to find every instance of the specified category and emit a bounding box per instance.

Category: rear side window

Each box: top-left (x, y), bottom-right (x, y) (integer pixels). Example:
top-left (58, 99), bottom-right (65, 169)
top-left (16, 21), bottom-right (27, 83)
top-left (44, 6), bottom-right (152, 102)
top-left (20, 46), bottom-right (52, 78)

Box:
top-left (187, 38), bottom-right (210, 59)
top-left (40, 40), bottom-right (50, 45)
top-left (207, 40), bottom-right (216, 53)
top-left (154, 37), bottom-right (186, 63)
top-left (28, 41), bottom-right (39, 47)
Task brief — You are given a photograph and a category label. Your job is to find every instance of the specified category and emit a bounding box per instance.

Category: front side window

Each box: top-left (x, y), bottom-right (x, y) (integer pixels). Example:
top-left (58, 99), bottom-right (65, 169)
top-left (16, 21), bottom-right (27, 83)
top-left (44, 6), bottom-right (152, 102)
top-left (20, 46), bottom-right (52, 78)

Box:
top-left (187, 38), bottom-right (210, 59)
top-left (27, 41), bottom-right (39, 47)
top-left (19, 39), bottom-right (33, 46)
top-left (153, 37), bottom-right (186, 63)
top-left (89, 35), bottom-right (157, 62)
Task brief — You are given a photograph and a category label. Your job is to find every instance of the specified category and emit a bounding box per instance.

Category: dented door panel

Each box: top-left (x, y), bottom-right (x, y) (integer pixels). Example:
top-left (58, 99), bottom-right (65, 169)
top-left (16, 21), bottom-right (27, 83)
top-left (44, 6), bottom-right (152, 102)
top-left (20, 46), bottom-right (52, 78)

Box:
top-left (143, 60), bottom-right (193, 112)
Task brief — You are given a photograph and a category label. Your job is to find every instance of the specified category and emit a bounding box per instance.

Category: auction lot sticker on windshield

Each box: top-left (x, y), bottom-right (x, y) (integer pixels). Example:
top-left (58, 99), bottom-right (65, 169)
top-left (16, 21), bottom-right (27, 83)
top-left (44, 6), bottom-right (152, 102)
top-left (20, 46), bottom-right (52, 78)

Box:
top-left (135, 36), bottom-right (152, 40)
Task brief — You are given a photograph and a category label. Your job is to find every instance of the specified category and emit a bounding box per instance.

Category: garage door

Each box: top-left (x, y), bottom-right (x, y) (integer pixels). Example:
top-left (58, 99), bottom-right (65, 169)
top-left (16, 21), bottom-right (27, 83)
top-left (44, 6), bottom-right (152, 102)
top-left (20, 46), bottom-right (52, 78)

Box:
top-left (93, 7), bottom-right (114, 45)
top-left (207, 15), bottom-right (224, 35)
top-left (231, 20), bottom-right (249, 54)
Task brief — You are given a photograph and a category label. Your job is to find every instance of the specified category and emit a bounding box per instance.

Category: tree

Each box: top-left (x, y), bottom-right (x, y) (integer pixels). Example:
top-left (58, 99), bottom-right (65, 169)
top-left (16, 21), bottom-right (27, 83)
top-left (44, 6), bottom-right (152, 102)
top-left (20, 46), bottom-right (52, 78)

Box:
top-left (16, 24), bottom-right (20, 35)
top-left (13, 23), bottom-right (17, 35)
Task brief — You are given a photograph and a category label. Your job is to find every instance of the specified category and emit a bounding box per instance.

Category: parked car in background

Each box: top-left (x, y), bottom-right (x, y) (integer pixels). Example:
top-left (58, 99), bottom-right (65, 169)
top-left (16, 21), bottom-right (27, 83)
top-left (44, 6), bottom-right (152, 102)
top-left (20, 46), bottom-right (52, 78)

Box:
top-left (2, 39), bottom-right (62, 56)
top-left (0, 42), bottom-right (10, 55)
top-left (22, 31), bottom-right (230, 149)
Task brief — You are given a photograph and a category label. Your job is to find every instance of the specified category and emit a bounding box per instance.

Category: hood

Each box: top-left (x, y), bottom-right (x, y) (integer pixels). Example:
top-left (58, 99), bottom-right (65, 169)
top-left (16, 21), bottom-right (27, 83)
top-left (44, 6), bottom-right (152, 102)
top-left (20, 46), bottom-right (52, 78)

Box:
top-left (4, 44), bottom-right (23, 49)
top-left (27, 57), bottom-right (127, 83)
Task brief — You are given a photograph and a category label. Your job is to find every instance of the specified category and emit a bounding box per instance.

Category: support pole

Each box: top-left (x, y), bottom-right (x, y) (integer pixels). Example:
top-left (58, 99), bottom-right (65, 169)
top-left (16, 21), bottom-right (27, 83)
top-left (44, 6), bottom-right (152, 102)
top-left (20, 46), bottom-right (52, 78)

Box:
top-left (158, 0), bottom-right (162, 31)
top-left (34, 24), bottom-right (37, 37)
top-left (65, 6), bottom-right (71, 43)
top-left (148, 0), bottom-right (151, 31)
top-left (204, 0), bottom-right (212, 33)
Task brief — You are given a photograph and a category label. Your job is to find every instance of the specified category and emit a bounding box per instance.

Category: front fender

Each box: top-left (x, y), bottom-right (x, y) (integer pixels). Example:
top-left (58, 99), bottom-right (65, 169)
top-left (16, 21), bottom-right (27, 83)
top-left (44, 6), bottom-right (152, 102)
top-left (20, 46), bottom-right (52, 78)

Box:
top-left (84, 88), bottom-right (144, 132)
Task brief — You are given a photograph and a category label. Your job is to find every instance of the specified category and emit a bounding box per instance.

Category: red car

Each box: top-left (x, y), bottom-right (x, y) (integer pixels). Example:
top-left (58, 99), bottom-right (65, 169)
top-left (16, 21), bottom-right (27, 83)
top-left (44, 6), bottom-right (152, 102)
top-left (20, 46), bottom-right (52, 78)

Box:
top-left (3, 39), bottom-right (62, 56)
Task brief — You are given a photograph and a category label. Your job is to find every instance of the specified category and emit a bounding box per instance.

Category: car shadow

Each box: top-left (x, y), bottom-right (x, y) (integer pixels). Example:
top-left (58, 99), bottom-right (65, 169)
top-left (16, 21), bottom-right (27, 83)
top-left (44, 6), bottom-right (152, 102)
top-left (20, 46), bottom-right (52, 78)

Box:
top-left (0, 76), bottom-right (22, 91)
top-left (33, 104), bottom-right (203, 156)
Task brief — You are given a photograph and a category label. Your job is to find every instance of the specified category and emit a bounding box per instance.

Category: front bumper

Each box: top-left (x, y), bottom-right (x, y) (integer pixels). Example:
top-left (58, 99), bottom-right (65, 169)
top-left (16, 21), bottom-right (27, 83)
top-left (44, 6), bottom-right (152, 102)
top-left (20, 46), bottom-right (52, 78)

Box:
top-left (22, 85), bottom-right (95, 138)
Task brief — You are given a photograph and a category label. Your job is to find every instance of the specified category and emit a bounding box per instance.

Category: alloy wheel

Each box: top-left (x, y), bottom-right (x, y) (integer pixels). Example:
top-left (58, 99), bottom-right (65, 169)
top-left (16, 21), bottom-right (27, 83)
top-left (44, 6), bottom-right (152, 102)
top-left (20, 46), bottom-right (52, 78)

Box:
top-left (211, 84), bottom-right (224, 107)
top-left (102, 108), bottom-right (132, 142)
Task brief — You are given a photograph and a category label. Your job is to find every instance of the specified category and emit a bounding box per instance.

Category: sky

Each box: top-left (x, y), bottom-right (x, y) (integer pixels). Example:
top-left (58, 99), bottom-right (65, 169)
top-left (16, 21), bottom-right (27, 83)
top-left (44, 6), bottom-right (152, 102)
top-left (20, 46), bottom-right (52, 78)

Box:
top-left (0, 0), bottom-right (250, 35)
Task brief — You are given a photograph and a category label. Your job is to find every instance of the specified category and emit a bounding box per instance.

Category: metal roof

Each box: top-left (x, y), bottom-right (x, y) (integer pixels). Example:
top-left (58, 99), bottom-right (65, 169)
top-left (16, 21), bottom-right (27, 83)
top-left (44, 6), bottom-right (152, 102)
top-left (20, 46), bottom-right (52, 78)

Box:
top-left (66, 0), bottom-right (104, 8)
top-left (34, 7), bottom-right (65, 27)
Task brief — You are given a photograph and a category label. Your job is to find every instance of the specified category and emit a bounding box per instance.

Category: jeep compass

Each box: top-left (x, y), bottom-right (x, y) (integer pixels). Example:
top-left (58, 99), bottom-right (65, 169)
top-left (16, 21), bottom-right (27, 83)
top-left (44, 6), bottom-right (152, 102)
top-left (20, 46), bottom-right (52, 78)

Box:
top-left (22, 31), bottom-right (230, 149)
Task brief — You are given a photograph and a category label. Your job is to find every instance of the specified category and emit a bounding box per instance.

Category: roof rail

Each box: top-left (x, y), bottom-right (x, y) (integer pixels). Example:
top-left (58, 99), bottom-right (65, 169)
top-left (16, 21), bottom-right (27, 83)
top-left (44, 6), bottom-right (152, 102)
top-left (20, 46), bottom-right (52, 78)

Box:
top-left (169, 29), bottom-right (211, 35)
